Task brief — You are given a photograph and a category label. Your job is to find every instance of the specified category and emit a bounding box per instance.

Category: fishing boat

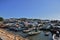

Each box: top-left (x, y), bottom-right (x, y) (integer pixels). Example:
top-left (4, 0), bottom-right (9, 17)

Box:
top-left (23, 28), bottom-right (33, 33)
top-left (27, 30), bottom-right (41, 36)
top-left (44, 31), bottom-right (50, 36)
top-left (23, 29), bottom-right (33, 33)
top-left (53, 34), bottom-right (60, 40)
top-left (23, 29), bottom-right (32, 33)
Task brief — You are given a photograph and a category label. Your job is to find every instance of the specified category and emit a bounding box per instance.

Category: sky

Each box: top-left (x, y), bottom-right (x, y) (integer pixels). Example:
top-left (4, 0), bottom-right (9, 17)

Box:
top-left (0, 0), bottom-right (60, 20)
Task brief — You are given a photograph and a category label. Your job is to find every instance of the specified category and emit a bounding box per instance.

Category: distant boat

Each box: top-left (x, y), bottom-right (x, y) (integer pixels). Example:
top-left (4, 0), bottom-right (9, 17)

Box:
top-left (8, 27), bottom-right (25, 31)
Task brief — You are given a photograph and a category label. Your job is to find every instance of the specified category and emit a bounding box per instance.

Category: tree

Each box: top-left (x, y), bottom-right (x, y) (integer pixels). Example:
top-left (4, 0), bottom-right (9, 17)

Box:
top-left (0, 17), bottom-right (4, 21)
top-left (20, 18), bottom-right (27, 21)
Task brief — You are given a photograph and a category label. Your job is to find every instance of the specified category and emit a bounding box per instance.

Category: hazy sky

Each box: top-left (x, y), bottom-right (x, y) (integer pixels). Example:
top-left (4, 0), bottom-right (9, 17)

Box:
top-left (0, 0), bottom-right (60, 20)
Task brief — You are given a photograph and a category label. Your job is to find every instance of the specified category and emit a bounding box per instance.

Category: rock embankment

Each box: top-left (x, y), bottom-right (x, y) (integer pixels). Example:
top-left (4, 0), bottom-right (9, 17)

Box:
top-left (0, 28), bottom-right (29, 40)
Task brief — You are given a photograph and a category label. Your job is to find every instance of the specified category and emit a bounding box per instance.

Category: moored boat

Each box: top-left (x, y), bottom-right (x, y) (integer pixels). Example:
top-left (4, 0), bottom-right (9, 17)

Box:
top-left (44, 31), bottom-right (50, 36)
top-left (53, 34), bottom-right (60, 40)
top-left (27, 30), bottom-right (41, 36)
top-left (23, 30), bottom-right (32, 33)
top-left (23, 28), bottom-right (33, 33)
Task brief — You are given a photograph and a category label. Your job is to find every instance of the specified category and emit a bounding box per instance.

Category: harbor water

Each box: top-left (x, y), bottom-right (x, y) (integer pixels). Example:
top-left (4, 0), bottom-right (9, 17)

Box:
top-left (28, 31), bottom-right (53, 40)
top-left (5, 28), bottom-right (53, 40)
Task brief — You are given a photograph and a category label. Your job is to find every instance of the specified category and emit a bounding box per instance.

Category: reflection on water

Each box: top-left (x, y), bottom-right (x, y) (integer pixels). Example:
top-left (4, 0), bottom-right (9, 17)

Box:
top-left (29, 31), bottom-right (53, 40)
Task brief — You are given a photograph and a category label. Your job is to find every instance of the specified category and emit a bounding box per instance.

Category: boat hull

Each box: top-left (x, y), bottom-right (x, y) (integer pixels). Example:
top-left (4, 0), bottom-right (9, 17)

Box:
top-left (28, 31), bottom-right (41, 36)
top-left (53, 34), bottom-right (60, 40)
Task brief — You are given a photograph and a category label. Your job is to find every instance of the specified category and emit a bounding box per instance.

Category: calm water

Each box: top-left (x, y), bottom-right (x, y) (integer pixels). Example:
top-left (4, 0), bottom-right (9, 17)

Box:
top-left (28, 31), bottom-right (53, 40)
top-left (5, 28), bottom-right (53, 40)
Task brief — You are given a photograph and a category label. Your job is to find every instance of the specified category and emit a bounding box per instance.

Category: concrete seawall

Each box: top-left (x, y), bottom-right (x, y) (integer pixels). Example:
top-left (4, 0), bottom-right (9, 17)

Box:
top-left (0, 28), bottom-right (29, 40)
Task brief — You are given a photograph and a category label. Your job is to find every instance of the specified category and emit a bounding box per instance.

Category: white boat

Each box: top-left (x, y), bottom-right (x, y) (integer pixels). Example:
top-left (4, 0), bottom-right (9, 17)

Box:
top-left (23, 28), bottom-right (33, 33)
top-left (23, 30), bottom-right (31, 33)
top-left (27, 31), bottom-right (41, 36)
top-left (44, 32), bottom-right (50, 36)
top-left (53, 34), bottom-right (60, 40)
